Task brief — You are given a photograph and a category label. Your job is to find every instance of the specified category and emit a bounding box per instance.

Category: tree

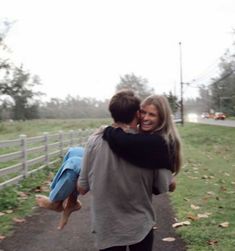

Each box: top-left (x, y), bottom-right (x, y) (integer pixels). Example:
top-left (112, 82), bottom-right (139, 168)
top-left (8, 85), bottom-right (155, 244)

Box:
top-left (0, 19), bottom-right (13, 70)
top-left (0, 65), bottom-right (42, 120)
top-left (208, 47), bottom-right (235, 115)
top-left (164, 91), bottom-right (179, 114)
top-left (38, 96), bottom-right (110, 119)
top-left (197, 85), bottom-right (213, 112)
top-left (116, 73), bottom-right (154, 100)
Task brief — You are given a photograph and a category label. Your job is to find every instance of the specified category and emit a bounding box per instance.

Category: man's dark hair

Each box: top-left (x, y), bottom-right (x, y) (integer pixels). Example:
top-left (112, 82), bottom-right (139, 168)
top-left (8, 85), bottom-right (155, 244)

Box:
top-left (109, 89), bottom-right (140, 123)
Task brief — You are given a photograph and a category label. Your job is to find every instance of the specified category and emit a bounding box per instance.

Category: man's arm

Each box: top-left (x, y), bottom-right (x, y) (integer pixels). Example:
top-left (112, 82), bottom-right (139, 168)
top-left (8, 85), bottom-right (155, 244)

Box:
top-left (102, 127), bottom-right (172, 170)
top-left (77, 143), bottom-right (94, 195)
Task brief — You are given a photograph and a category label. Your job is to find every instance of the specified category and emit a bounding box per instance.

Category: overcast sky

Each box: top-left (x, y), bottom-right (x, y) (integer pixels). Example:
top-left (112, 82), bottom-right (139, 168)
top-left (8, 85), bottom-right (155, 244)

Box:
top-left (1, 0), bottom-right (235, 101)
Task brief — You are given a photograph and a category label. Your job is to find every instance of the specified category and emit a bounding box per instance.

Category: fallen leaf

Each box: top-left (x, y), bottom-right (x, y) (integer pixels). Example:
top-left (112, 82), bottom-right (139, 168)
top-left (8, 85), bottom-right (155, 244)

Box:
top-left (207, 191), bottom-right (215, 196)
top-left (0, 212), bottom-right (5, 217)
top-left (0, 235), bottom-right (6, 240)
top-left (5, 210), bottom-right (13, 214)
top-left (162, 237), bottom-right (176, 242)
top-left (191, 204), bottom-right (200, 210)
top-left (18, 193), bottom-right (28, 200)
top-left (219, 222), bottom-right (229, 228)
top-left (187, 214), bottom-right (198, 221)
top-left (172, 221), bottom-right (191, 228)
top-left (207, 239), bottom-right (218, 246)
top-left (187, 176), bottom-right (198, 180)
top-left (220, 186), bottom-right (227, 192)
top-left (17, 191), bottom-right (28, 198)
top-left (41, 185), bottom-right (50, 192)
top-left (197, 213), bottom-right (211, 219)
top-left (13, 217), bottom-right (26, 223)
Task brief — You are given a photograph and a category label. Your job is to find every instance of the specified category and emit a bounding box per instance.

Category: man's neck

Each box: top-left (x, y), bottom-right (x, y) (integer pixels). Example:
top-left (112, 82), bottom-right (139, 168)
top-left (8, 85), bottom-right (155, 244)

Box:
top-left (113, 122), bottom-right (137, 131)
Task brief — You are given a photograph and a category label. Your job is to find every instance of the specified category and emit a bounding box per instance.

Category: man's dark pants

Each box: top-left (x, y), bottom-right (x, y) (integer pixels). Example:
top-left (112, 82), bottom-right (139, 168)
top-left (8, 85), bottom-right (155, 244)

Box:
top-left (100, 229), bottom-right (153, 251)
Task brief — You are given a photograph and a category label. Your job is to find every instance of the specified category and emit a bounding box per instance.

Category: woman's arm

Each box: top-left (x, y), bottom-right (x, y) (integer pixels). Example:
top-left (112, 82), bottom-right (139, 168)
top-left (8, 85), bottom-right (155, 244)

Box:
top-left (102, 126), bottom-right (172, 170)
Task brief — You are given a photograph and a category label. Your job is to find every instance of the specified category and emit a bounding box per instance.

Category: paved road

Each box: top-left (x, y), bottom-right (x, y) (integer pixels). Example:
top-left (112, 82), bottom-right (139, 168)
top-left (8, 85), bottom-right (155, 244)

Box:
top-left (0, 193), bottom-right (186, 251)
top-left (191, 118), bottom-right (235, 127)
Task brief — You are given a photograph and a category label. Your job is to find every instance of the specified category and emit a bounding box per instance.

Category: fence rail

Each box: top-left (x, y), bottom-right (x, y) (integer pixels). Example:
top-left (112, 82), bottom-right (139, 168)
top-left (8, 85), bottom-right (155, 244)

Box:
top-left (0, 129), bottom-right (94, 190)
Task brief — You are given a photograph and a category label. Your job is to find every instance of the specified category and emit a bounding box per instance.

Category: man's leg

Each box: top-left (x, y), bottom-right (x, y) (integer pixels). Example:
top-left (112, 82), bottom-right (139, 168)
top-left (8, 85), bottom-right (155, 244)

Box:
top-left (100, 246), bottom-right (126, 251)
top-left (129, 230), bottom-right (153, 251)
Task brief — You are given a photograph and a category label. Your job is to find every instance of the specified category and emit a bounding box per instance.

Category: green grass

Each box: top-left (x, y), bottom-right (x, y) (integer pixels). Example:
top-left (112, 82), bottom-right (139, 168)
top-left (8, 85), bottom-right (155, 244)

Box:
top-left (0, 118), bottom-right (111, 140)
top-left (0, 163), bottom-right (59, 236)
top-left (0, 119), bottom-right (111, 237)
top-left (0, 120), bottom-right (235, 250)
top-left (171, 123), bottom-right (235, 251)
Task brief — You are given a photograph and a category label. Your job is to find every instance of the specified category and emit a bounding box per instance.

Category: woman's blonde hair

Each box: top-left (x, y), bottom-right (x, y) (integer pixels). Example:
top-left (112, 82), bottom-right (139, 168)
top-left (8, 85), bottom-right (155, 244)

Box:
top-left (141, 95), bottom-right (182, 174)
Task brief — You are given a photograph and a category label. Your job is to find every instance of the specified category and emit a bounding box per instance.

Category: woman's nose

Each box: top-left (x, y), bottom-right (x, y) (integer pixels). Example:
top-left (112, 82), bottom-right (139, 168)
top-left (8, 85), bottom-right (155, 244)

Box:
top-left (142, 113), bottom-right (150, 120)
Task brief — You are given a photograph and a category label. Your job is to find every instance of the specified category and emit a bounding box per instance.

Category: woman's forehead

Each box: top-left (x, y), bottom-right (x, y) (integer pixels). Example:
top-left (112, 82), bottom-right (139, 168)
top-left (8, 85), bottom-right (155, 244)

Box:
top-left (141, 104), bottom-right (157, 110)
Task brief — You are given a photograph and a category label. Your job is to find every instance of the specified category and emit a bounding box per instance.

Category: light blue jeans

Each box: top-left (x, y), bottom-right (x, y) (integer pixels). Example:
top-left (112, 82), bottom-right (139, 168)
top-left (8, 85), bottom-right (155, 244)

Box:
top-left (49, 147), bottom-right (84, 202)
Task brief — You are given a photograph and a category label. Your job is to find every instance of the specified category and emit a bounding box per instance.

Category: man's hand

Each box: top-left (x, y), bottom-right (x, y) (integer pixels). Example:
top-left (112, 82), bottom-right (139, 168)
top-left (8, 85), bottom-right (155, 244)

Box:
top-left (77, 185), bottom-right (88, 195)
top-left (77, 180), bottom-right (89, 195)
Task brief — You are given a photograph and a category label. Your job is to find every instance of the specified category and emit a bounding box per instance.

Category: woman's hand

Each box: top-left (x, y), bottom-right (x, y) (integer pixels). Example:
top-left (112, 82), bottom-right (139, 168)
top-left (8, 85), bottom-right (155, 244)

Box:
top-left (169, 177), bottom-right (176, 192)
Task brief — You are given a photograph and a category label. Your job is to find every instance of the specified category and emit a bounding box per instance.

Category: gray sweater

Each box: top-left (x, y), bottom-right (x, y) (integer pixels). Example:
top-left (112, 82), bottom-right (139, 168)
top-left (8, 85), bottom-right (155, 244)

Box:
top-left (78, 128), bottom-right (171, 249)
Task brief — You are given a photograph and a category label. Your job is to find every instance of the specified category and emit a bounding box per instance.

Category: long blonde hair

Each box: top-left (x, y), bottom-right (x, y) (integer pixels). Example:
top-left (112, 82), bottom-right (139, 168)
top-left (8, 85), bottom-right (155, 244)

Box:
top-left (141, 95), bottom-right (182, 174)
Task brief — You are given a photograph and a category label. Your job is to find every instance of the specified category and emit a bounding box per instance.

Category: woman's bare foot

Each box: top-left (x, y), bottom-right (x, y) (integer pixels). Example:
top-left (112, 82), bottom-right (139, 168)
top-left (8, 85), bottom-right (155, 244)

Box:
top-left (57, 200), bottom-right (82, 230)
top-left (35, 195), bottom-right (63, 212)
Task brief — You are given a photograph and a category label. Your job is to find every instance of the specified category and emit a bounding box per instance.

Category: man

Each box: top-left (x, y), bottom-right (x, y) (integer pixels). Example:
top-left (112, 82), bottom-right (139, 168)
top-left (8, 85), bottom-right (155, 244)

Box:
top-left (77, 90), bottom-right (172, 251)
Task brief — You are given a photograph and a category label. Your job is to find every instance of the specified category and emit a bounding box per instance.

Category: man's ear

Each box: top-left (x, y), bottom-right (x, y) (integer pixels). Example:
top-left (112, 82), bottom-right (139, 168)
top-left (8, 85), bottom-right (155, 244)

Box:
top-left (136, 111), bottom-right (141, 124)
top-left (136, 110), bottom-right (140, 119)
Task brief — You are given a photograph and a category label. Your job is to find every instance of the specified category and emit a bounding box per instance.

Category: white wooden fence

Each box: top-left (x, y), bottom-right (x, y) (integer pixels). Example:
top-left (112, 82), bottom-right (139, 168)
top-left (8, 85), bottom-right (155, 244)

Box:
top-left (0, 129), bottom-right (94, 190)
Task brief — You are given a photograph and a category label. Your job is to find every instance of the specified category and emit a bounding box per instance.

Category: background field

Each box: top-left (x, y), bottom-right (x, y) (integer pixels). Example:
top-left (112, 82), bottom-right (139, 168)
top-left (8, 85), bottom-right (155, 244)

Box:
top-left (173, 123), bottom-right (235, 251)
top-left (0, 120), bottom-right (235, 250)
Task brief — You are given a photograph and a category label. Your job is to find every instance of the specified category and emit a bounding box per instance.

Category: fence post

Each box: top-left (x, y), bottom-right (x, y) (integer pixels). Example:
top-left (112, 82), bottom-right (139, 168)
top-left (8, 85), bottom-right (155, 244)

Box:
top-left (20, 134), bottom-right (28, 178)
top-left (44, 132), bottom-right (49, 166)
top-left (59, 130), bottom-right (64, 157)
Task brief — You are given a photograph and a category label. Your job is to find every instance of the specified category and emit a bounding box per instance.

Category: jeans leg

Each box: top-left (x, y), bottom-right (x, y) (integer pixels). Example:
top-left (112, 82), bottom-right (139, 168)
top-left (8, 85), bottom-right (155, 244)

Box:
top-left (49, 169), bottom-right (78, 202)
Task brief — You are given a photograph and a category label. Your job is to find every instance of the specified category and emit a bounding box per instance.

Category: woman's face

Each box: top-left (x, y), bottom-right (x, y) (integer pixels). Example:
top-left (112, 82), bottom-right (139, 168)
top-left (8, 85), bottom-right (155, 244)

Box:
top-left (139, 104), bottom-right (160, 132)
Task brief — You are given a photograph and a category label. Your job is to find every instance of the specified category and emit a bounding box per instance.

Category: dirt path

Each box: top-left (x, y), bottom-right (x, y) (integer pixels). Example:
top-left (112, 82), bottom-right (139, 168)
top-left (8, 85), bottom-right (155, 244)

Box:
top-left (0, 194), bottom-right (187, 251)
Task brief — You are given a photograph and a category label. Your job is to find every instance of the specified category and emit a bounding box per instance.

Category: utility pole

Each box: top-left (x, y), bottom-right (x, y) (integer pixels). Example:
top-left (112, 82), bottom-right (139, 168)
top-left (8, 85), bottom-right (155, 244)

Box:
top-left (179, 42), bottom-right (184, 126)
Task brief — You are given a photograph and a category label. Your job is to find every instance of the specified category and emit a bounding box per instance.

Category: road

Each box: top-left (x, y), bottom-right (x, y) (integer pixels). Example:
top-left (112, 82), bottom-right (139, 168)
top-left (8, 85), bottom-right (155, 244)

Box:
top-left (190, 118), bottom-right (235, 127)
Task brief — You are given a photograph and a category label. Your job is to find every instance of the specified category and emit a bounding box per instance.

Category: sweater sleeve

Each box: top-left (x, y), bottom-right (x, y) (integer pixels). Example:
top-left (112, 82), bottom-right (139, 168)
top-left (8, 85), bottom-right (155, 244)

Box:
top-left (102, 126), bottom-right (172, 170)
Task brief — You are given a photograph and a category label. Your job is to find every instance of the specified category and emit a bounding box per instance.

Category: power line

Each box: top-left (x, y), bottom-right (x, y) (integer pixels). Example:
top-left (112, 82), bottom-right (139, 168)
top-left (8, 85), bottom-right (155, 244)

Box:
top-left (211, 70), bottom-right (234, 85)
top-left (190, 58), bottom-right (221, 81)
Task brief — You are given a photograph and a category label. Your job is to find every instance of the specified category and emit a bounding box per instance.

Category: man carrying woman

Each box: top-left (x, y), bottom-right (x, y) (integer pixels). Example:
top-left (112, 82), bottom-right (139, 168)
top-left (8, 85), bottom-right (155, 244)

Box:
top-left (78, 90), bottom-right (182, 251)
top-left (36, 90), bottom-right (182, 248)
